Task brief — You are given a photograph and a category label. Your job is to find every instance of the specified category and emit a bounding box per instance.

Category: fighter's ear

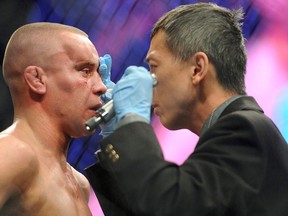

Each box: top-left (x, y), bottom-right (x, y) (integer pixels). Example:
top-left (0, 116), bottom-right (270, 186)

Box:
top-left (23, 66), bottom-right (46, 94)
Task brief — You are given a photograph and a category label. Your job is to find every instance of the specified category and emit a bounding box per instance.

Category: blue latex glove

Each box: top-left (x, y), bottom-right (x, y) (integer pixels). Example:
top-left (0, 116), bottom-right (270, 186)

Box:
top-left (98, 54), bottom-right (116, 138)
top-left (99, 54), bottom-right (115, 103)
top-left (112, 66), bottom-right (153, 122)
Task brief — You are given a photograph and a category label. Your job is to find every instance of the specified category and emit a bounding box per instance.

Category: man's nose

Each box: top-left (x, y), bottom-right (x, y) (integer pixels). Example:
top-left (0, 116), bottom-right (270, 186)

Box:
top-left (92, 73), bottom-right (107, 95)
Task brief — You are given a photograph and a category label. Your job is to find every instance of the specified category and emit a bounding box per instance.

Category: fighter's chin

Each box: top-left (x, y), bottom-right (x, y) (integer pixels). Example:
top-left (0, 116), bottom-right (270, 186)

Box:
top-left (70, 120), bottom-right (95, 138)
top-left (71, 128), bottom-right (92, 138)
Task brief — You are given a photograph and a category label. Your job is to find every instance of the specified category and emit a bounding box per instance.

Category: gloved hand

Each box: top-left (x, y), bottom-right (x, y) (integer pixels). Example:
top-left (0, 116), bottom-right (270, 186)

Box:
top-left (98, 54), bottom-right (116, 138)
top-left (99, 54), bottom-right (115, 103)
top-left (112, 66), bottom-right (153, 122)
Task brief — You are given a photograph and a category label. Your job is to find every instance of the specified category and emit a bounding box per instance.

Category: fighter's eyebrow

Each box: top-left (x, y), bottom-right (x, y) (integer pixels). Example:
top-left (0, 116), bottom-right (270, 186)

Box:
top-left (75, 61), bottom-right (96, 69)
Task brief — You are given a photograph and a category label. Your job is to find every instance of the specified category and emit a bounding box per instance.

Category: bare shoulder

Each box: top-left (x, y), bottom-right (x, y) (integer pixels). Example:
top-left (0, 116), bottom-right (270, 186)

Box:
top-left (69, 164), bottom-right (91, 202)
top-left (0, 133), bottom-right (38, 162)
top-left (0, 133), bottom-right (39, 190)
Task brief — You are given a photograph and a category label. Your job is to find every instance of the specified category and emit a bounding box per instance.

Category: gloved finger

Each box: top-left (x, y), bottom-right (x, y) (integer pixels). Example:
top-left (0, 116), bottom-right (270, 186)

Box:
top-left (99, 54), bottom-right (112, 79)
top-left (102, 54), bottom-right (112, 73)
top-left (99, 57), bottom-right (108, 79)
top-left (101, 88), bottom-right (113, 102)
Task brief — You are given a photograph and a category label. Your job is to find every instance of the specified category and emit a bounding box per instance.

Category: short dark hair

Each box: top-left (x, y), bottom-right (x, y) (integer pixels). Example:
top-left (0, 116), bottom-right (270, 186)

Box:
top-left (151, 3), bottom-right (247, 95)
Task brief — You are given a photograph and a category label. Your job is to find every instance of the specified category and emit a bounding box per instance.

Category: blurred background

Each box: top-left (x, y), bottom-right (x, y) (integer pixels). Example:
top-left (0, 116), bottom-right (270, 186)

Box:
top-left (1, 0), bottom-right (287, 215)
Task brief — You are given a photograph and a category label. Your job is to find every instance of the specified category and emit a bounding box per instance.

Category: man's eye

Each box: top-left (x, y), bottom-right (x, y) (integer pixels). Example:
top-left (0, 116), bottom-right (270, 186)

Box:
top-left (83, 68), bottom-right (90, 73)
top-left (81, 68), bottom-right (93, 76)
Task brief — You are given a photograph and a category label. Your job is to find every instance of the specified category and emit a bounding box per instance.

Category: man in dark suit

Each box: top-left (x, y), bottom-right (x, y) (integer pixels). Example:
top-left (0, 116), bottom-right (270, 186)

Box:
top-left (86, 3), bottom-right (288, 215)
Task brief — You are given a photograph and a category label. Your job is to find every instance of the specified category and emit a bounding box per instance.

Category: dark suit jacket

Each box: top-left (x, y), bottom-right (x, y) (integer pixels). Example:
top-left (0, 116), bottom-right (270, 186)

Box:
top-left (86, 96), bottom-right (288, 216)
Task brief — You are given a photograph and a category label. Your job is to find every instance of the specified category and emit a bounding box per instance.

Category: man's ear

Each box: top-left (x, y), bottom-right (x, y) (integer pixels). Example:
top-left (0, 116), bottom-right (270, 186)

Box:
top-left (191, 52), bottom-right (209, 84)
top-left (23, 66), bottom-right (46, 94)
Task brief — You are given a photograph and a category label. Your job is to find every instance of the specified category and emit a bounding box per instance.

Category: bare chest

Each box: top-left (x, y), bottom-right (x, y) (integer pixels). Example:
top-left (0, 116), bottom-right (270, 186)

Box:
top-left (1, 164), bottom-right (91, 216)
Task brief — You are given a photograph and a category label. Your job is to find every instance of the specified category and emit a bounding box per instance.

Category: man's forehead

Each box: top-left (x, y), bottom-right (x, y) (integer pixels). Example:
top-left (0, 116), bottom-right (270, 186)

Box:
top-left (148, 32), bottom-right (168, 53)
top-left (146, 38), bottom-right (171, 63)
top-left (60, 31), bottom-right (88, 41)
top-left (60, 34), bottom-right (98, 59)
